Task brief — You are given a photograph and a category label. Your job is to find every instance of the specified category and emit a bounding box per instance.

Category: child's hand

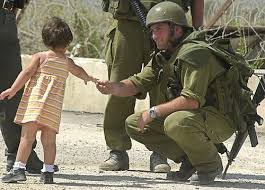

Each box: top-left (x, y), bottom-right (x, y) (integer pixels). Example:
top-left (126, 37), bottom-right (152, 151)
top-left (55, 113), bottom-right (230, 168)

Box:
top-left (83, 75), bottom-right (98, 85)
top-left (0, 88), bottom-right (16, 100)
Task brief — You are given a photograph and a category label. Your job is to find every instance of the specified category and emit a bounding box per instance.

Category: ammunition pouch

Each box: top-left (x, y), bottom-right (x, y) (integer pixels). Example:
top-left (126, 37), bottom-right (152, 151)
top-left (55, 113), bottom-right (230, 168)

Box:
top-left (104, 0), bottom-right (165, 20)
top-left (2, 0), bottom-right (15, 11)
top-left (166, 78), bottom-right (181, 101)
top-left (101, 0), bottom-right (109, 12)
top-left (103, 0), bottom-right (134, 20)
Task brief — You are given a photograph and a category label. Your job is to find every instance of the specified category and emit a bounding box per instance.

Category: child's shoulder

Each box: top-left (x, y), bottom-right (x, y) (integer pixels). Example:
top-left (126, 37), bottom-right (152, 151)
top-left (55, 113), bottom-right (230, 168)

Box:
top-left (66, 56), bottom-right (75, 65)
top-left (31, 51), bottom-right (48, 64)
top-left (32, 51), bottom-right (47, 59)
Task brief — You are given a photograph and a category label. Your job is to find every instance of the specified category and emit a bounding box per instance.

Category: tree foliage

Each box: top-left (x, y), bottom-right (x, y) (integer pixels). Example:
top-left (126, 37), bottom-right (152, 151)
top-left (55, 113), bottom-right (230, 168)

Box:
top-left (18, 0), bottom-right (111, 58)
top-left (18, 0), bottom-right (265, 67)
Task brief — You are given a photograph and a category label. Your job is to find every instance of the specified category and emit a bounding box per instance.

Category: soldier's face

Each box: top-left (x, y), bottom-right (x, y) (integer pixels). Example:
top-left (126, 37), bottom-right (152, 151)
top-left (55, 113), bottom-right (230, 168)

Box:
top-left (150, 23), bottom-right (171, 50)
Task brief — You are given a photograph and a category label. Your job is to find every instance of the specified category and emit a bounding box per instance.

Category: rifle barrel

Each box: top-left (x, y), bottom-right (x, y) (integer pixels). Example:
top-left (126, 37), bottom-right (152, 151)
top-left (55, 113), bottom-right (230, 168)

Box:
top-left (222, 160), bottom-right (232, 179)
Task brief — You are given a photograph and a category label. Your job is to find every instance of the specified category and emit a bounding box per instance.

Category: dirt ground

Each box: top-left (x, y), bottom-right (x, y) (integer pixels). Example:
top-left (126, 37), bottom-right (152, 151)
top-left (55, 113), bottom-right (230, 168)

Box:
top-left (0, 111), bottom-right (265, 190)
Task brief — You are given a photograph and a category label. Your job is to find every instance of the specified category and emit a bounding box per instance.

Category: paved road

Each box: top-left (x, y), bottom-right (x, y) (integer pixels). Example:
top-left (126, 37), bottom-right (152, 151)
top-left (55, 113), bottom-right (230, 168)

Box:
top-left (0, 111), bottom-right (265, 190)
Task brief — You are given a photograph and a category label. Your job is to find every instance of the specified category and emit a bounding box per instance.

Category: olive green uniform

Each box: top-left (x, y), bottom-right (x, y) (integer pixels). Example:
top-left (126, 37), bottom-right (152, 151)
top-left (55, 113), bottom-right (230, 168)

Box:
top-left (125, 32), bottom-right (235, 173)
top-left (103, 0), bottom-right (190, 151)
top-left (0, 2), bottom-right (41, 171)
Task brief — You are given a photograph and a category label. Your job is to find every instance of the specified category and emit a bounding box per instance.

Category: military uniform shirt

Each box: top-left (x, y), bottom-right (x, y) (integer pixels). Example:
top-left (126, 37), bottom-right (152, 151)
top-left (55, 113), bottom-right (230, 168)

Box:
top-left (129, 35), bottom-right (226, 108)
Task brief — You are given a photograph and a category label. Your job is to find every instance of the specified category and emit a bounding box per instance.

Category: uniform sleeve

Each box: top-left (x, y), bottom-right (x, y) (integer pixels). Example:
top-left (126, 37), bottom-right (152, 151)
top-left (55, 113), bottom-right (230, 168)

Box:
top-left (179, 59), bottom-right (211, 107)
top-left (177, 43), bottom-right (214, 106)
top-left (128, 60), bottom-right (159, 99)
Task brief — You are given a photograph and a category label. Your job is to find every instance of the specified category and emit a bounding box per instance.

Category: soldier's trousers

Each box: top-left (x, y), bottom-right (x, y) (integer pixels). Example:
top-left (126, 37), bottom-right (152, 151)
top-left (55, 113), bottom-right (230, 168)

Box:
top-left (126, 106), bottom-right (235, 172)
top-left (103, 19), bottom-right (151, 150)
top-left (0, 8), bottom-right (39, 167)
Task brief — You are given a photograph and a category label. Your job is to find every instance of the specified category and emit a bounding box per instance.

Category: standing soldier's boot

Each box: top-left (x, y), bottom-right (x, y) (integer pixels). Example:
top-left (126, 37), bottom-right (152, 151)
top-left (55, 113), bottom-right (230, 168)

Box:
top-left (6, 152), bottom-right (16, 172)
top-left (150, 152), bottom-right (171, 173)
top-left (99, 150), bottom-right (129, 171)
top-left (26, 151), bottom-right (45, 174)
top-left (26, 151), bottom-right (59, 174)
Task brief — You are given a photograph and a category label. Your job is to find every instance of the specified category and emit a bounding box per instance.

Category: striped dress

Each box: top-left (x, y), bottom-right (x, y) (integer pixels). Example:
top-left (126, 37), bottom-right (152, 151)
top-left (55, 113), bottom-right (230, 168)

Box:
top-left (14, 55), bottom-right (69, 133)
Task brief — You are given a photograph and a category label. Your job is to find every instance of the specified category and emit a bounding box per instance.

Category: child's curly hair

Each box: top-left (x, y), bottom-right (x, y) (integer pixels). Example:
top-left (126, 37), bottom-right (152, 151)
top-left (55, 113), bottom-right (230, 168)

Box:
top-left (42, 17), bottom-right (73, 49)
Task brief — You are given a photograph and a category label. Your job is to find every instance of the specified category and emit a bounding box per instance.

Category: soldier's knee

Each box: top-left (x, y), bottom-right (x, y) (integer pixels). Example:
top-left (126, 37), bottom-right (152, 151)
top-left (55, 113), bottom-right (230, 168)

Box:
top-left (164, 111), bottom-right (199, 140)
top-left (125, 113), bottom-right (141, 137)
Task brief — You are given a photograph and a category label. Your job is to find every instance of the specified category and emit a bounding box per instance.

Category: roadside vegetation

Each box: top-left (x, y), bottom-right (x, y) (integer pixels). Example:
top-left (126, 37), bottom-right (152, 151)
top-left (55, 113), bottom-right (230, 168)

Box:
top-left (18, 0), bottom-right (265, 68)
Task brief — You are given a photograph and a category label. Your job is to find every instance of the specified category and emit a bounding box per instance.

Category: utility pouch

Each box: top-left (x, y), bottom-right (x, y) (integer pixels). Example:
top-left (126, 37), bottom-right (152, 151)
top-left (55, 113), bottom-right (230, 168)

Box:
top-left (3, 0), bottom-right (13, 10)
top-left (140, 0), bottom-right (162, 11)
top-left (109, 0), bottom-right (131, 18)
top-left (101, 0), bottom-right (109, 12)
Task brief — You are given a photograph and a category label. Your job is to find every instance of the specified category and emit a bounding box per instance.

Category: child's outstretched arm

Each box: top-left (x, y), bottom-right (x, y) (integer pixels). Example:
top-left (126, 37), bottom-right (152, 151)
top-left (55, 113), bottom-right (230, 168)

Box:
top-left (0, 54), bottom-right (40, 100)
top-left (68, 58), bottom-right (98, 84)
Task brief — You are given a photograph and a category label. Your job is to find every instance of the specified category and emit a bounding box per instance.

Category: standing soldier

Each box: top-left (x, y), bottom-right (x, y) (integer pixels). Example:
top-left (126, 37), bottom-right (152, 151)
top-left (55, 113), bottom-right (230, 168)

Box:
top-left (0, 0), bottom-right (58, 173)
top-left (100, 0), bottom-right (204, 172)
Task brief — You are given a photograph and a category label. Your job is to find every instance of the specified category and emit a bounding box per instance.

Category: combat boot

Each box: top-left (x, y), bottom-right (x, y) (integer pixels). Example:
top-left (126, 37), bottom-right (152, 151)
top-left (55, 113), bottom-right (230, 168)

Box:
top-left (150, 152), bottom-right (171, 173)
top-left (6, 153), bottom-right (16, 172)
top-left (26, 151), bottom-right (59, 174)
top-left (40, 172), bottom-right (54, 184)
top-left (99, 150), bottom-right (129, 171)
top-left (2, 168), bottom-right (27, 183)
top-left (26, 151), bottom-right (43, 174)
top-left (166, 155), bottom-right (196, 181)
top-left (189, 163), bottom-right (223, 185)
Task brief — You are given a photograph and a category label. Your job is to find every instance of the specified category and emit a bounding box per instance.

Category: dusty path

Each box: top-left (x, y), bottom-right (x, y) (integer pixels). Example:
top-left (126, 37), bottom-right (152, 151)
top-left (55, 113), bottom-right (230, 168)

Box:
top-left (0, 111), bottom-right (265, 190)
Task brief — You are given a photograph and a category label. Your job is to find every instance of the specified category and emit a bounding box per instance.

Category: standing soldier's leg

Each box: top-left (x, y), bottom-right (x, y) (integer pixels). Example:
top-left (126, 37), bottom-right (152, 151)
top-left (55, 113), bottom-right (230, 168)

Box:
top-left (100, 20), bottom-right (170, 172)
top-left (0, 8), bottom-right (47, 174)
top-left (100, 20), bottom-right (147, 171)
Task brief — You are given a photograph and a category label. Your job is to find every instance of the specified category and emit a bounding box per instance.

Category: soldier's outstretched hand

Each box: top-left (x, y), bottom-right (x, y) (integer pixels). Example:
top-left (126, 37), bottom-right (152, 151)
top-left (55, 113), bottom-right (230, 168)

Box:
top-left (0, 88), bottom-right (16, 100)
top-left (96, 80), bottom-right (114, 95)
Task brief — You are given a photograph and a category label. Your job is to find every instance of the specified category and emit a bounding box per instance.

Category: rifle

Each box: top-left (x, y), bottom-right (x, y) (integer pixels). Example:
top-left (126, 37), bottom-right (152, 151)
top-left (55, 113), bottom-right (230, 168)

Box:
top-left (129, 0), bottom-right (147, 29)
top-left (222, 72), bottom-right (265, 179)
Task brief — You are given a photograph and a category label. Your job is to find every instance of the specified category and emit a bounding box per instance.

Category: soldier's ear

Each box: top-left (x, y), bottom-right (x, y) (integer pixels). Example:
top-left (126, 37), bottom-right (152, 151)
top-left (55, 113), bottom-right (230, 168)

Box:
top-left (175, 25), bottom-right (184, 37)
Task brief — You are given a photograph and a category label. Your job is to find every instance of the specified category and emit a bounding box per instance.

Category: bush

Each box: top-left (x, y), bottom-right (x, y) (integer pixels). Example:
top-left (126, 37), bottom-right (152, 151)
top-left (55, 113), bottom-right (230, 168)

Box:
top-left (18, 0), bottom-right (111, 58)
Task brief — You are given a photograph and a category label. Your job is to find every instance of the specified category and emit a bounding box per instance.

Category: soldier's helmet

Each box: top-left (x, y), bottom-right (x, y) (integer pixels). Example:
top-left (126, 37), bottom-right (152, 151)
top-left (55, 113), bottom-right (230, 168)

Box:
top-left (146, 1), bottom-right (188, 28)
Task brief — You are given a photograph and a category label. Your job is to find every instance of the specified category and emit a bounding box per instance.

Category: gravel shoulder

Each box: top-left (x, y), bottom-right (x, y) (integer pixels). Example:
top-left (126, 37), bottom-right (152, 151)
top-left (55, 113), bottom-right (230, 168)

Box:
top-left (0, 111), bottom-right (265, 190)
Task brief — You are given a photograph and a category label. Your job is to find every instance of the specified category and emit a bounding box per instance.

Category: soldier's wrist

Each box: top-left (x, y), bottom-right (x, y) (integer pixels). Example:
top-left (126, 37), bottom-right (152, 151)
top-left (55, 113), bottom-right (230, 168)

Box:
top-left (149, 106), bottom-right (157, 119)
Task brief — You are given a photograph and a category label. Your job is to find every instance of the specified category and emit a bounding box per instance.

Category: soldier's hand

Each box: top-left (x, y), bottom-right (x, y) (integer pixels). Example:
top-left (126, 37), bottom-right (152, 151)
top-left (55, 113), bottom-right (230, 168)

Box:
top-left (137, 110), bottom-right (153, 133)
top-left (96, 80), bottom-right (113, 94)
top-left (0, 88), bottom-right (16, 100)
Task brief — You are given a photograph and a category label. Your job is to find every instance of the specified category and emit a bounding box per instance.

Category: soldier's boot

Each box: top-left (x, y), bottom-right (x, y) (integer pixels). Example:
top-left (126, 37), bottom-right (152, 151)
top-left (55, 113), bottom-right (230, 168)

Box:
top-left (99, 150), bottom-right (129, 171)
top-left (26, 151), bottom-right (43, 174)
top-left (2, 168), bottom-right (27, 183)
top-left (166, 155), bottom-right (196, 181)
top-left (6, 153), bottom-right (16, 172)
top-left (40, 172), bottom-right (54, 184)
top-left (150, 152), bottom-right (171, 173)
top-left (189, 163), bottom-right (223, 185)
top-left (26, 151), bottom-right (59, 174)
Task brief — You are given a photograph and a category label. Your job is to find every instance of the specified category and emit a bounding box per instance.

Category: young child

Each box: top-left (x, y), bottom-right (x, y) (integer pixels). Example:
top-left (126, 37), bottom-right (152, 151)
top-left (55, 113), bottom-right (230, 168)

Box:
top-left (0, 17), bottom-right (97, 184)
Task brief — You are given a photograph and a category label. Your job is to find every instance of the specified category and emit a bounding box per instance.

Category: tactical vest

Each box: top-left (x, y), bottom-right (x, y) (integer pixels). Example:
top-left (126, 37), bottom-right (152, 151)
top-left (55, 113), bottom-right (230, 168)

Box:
top-left (165, 31), bottom-right (257, 132)
top-left (102, 0), bottom-right (189, 20)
